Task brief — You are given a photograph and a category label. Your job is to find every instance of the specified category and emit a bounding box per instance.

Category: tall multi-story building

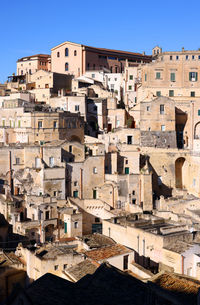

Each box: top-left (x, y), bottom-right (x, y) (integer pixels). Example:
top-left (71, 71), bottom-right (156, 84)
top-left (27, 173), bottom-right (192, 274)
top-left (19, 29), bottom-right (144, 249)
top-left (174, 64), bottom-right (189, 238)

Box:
top-left (17, 54), bottom-right (51, 76)
top-left (138, 46), bottom-right (200, 103)
top-left (51, 41), bottom-right (152, 77)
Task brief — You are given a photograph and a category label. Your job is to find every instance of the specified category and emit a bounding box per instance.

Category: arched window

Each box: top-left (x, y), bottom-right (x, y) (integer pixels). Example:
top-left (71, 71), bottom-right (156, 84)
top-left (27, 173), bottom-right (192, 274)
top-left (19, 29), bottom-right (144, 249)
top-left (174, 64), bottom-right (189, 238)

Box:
top-left (57, 52), bottom-right (60, 57)
top-left (74, 50), bottom-right (77, 56)
top-left (65, 48), bottom-right (69, 57)
top-left (65, 63), bottom-right (69, 71)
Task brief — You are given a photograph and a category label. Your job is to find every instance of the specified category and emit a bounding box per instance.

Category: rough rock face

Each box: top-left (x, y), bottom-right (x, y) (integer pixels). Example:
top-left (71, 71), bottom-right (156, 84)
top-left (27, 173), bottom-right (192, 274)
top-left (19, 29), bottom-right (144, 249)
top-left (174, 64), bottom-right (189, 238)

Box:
top-left (140, 131), bottom-right (177, 148)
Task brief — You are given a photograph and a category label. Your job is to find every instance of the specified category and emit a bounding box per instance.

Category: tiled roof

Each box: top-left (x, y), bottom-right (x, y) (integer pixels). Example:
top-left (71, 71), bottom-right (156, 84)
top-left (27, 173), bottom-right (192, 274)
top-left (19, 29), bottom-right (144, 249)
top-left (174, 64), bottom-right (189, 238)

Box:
top-left (151, 271), bottom-right (200, 295)
top-left (65, 259), bottom-right (99, 281)
top-left (85, 244), bottom-right (132, 261)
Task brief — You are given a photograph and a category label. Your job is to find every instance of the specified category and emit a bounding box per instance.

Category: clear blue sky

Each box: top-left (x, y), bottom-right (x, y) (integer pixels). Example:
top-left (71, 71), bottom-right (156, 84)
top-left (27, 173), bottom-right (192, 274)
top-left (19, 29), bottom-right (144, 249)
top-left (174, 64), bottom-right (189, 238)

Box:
top-left (1, 0), bottom-right (200, 82)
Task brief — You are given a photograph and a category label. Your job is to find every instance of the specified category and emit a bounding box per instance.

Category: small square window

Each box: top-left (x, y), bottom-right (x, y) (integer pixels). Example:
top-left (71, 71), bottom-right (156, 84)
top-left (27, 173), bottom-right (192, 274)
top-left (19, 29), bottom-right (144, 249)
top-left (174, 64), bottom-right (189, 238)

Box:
top-left (128, 85), bottom-right (132, 90)
top-left (129, 75), bottom-right (133, 80)
top-left (132, 199), bottom-right (136, 204)
top-left (95, 217), bottom-right (100, 222)
top-left (161, 125), bottom-right (165, 131)
top-left (176, 56), bottom-right (179, 60)
top-left (169, 90), bottom-right (174, 97)
top-left (156, 91), bottom-right (161, 97)
top-left (191, 91), bottom-right (195, 97)
top-left (54, 265), bottom-right (58, 270)
top-left (92, 74), bottom-right (95, 78)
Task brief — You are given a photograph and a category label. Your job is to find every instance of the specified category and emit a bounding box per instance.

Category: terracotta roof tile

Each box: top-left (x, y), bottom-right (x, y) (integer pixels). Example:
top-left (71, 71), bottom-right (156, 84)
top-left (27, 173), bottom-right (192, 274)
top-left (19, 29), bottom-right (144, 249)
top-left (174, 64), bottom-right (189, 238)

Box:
top-left (85, 244), bottom-right (132, 261)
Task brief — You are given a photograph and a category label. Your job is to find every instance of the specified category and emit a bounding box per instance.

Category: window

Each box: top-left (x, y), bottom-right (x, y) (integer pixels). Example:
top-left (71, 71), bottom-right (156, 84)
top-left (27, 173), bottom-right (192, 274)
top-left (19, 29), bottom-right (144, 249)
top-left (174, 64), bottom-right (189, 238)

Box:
top-left (125, 167), bottom-right (129, 174)
top-left (63, 264), bottom-right (67, 270)
top-left (176, 55), bottom-right (179, 60)
top-left (93, 167), bottom-right (97, 174)
top-left (69, 145), bottom-right (72, 153)
top-left (189, 72), bottom-right (198, 81)
top-left (54, 265), bottom-right (58, 271)
top-left (156, 72), bottom-right (161, 79)
top-left (191, 91), bottom-right (195, 97)
top-left (170, 72), bottom-right (175, 82)
top-left (160, 104), bottom-right (164, 114)
top-left (65, 48), bottom-right (69, 56)
top-left (161, 125), bottom-right (166, 131)
top-left (114, 78), bottom-right (117, 81)
top-left (145, 73), bottom-right (147, 81)
top-left (129, 75), bottom-right (133, 80)
top-left (49, 157), bottom-right (54, 167)
top-left (192, 55), bottom-right (195, 60)
top-left (16, 157), bottom-right (20, 165)
top-left (132, 190), bottom-right (135, 195)
top-left (18, 120), bottom-right (21, 128)
top-left (128, 85), bottom-right (132, 90)
top-left (95, 217), bottom-right (100, 222)
top-left (127, 136), bottom-right (132, 145)
top-left (64, 222), bottom-right (67, 233)
top-left (74, 221), bottom-right (78, 228)
top-left (57, 52), bottom-right (60, 57)
top-left (75, 105), bottom-right (80, 111)
top-left (111, 84), bottom-right (114, 89)
top-left (199, 55), bottom-right (200, 60)
top-left (193, 178), bottom-right (196, 186)
top-left (29, 69), bottom-right (32, 75)
top-left (74, 50), bottom-right (77, 56)
top-left (156, 91), bottom-right (161, 97)
top-left (169, 90), bottom-right (174, 97)
top-left (186, 55), bottom-right (189, 60)
top-left (38, 121), bottom-right (42, 129)
top-left (132, 199), bottom-right (136, 204)
top-left (198, 109), bottom-right (200, 116)
top-left (73, 190), bottom-right (78, 198)
top-left (147, 106), bottom-right (150, 111)
top-left (53, 121), bottom-right (57, 128)
top-left (170, 55), bottom-right (173, 60)
top-left (74, 181), bottom-right (77, 186)
top-left (21, 70), bottom-right (23, 75)
top-left (92, 74), bottom-right (95, 78)
top-left (35, 157), bottom-right (40, 168)
top-left (53, 191), bottom-right (57, 196)
top-left (45, 211), bottom-right (50, 220)
top-left (93, 189), bottom-right (97, 199)
top-left (125, 159), bottom-right (128, 164)
top-left (65, 63), bottom-right (69, 71)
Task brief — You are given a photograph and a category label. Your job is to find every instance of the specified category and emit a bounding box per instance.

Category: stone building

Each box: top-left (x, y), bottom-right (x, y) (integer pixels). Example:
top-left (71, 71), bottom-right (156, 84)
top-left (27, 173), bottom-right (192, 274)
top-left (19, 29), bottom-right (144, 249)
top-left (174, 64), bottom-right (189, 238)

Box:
top-left (17, 54), bottom-right (51, 76)
top-left (51, 41), bottom-right (152, 77)
top-left (140, 96), bottom-right (177, 148)
top-left (138, 47), bottom-right (200, 103)
top-left (0, 102), bottom-right (84, 144)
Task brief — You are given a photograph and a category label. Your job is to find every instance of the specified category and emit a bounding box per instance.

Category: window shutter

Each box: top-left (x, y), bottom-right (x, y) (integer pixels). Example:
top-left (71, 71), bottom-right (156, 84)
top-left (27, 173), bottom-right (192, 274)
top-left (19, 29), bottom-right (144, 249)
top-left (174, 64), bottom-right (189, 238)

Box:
top-left (196, 72), bottom-right (198, 81)
top-left (189, 72), bottom-right (192, 81)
